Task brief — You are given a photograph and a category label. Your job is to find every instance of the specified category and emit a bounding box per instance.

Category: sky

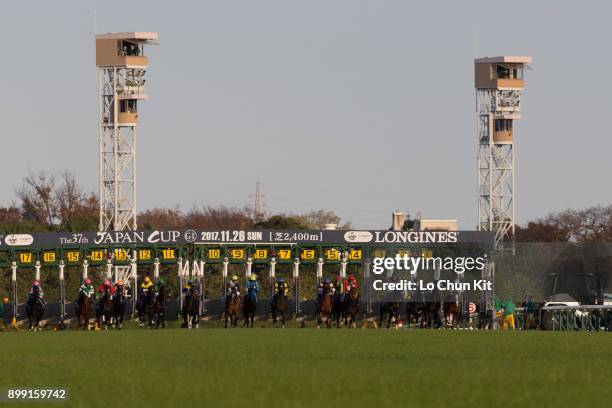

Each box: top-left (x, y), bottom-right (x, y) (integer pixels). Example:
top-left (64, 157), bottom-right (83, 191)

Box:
top-left (1, 0), bottom-right (611, 229)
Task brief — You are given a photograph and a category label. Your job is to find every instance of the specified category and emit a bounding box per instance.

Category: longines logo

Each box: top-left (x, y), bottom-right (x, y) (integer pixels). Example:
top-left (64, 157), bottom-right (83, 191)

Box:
top-left (373, 231), bottom-right (458, 243)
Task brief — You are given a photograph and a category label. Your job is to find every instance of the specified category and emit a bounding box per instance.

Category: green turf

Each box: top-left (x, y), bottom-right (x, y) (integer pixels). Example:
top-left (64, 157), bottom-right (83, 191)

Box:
top-left (1, 328), bottom-right (610, 408)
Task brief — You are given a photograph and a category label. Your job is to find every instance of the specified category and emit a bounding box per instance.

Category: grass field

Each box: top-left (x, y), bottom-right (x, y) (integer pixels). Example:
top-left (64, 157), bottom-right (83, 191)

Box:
top-left (1, 328), bottom-right (611, 408)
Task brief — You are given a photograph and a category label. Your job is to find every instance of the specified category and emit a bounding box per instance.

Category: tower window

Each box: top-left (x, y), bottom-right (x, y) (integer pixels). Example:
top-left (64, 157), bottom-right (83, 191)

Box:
top-left (495, 119), bottom-right (513, 132)
top-left (117, 41), bottom-right (142, 56)
top-left (120, 100), bottom-right (137, 113)
top-left (496, 64), bottom-right (523, 80)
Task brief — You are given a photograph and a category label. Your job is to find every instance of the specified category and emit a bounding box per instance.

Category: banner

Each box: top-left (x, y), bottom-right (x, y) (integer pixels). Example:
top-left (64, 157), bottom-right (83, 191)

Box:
top-left (0, 229), bottom-right (494, 248)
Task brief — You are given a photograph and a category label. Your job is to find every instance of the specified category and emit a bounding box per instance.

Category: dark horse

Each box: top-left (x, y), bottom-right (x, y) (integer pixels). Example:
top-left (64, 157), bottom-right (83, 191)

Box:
top-left (182, 286), bottom-right (200, 329)
top-left (154, 284), bottom-right (168, 329)
top-left (344, 288), bottom-right (360, 328)
top-left (316, 289), bottom-right (333, 329)
top-left (112, 285), bottom-right (127, 329)
top-left (270, 291), bottom-right (287, 327)
top-left (422, 302), bottom-right (443, 329)
top-left (332, 292), bottom-right (346, 328)
top-left (139, 287), bottom-right (156, 328)
top-left (224, 287), bottom-right (240, 328)
top-left (379, 302), bottom-right (401, 329)
top-left (96, 287), bottom-right (114, 330)
top-left (26, 286), bottom-right (45, 331)
top-left (243, 292), bottom-right (257, 328)
top-left (76, 292), bottom-right (93, 330)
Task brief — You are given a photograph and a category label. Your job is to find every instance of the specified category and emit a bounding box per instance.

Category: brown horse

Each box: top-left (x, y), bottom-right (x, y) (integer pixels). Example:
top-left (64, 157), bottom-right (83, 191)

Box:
top-left (344, 288), bottom-right (360, 328)
top-left (443, 302), bottom-right (460, 329)
top-left (271, 292), bottom-right (288, 328)
top-left (379, 302), bottom-right (401, 329)
top-left (154, 284), bottom-right (168, 329)
top-left (224, 288), bottom-right (240, 328)
top-left (243, 293), bottom-right (257, 328)
top-left (182, 286), bottom-right (200, 329)
top-left (317, 290), bottom-right (333, 329)
top-left (96, 286), bottom-right (114, 330)
top-left (76, 292), bottom-right (93, 330)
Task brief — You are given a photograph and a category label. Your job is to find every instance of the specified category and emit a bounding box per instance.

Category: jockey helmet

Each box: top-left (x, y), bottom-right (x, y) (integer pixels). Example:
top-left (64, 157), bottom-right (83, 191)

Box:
top-left (249, 274), bottom-right (257, 281)
top-left (84, 278), bottom-right (92, 285)
top-left (103, 279), bottom-right (111, 286)
top-left (231, 275), bottom-right (239, 281)
top-left (32, 280), bottom-right (40, 286)
top-left (323, 277), bottom-right (330, 283)
top-left (277, 277), bottom-right (284, 283)
top-left (144, 276), bottom-right (151, 283)
top-left (116, 280), bottom-right (124, 286)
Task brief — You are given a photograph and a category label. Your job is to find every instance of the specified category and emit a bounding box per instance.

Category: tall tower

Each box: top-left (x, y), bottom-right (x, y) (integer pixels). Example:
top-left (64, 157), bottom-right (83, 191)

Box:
top-left (250, 181), bottom-right (266, 222)
top-left (475, 56), bottom-right (531, 247)
top-left (96, 32), bottom-right (158, 231)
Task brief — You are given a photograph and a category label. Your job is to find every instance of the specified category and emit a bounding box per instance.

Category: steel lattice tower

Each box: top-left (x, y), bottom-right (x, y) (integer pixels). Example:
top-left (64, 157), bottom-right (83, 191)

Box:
top-left (96, 32), bottom-right (158, 231)
top-left (250, 181), bottom-right (266, 222)
top-left (475, 56), bottom-right (531, 247)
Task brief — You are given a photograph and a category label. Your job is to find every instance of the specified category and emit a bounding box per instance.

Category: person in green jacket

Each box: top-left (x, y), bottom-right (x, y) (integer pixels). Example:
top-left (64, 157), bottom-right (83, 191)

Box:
top-left (500, 300), bottom-right (516, 330)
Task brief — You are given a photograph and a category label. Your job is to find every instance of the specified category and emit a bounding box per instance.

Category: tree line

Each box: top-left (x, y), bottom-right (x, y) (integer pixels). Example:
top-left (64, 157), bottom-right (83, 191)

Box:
top-left (1, 170), bottom-right (611, 241)
top-left (0, 171), bottom-right (352, 233)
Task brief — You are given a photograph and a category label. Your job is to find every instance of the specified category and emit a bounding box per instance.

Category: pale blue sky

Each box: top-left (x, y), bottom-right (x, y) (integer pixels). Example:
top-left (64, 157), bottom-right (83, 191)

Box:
top-left (1, 1), bottom-right (611, 228)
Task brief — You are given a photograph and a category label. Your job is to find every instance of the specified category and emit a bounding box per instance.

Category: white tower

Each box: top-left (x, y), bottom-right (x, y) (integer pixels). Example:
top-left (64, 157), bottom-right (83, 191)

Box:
top-left (250, 181), bottom-right (266, 222)
top-left (96, 32), bottom-right (158, 231)
top-left (475, 56), bottom-right (531, 247)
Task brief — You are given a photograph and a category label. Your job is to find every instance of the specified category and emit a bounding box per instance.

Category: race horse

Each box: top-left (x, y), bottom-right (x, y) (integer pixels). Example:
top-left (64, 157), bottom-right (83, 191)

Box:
top-left (182, 286), bottom-right (201, 329)
top-left (139, 286), bottom-right (156, 328)
top-left (270, 291), bottom-right (287, 328)
top-left (224, 287), bottom-right (241, 328)
top-left (96, 286), bottom-right (114, 330)
top-left (332, 291), bottom-right (346, 328)
top-left (154, 283), bottom-right (168, 329)
top-left (379, 302), bottom-right (401, 329)
top-left (243, 291), bottom-right (258, 328)
top-left (422, 301), bottom-right (443, 329)
top-left (26, 286), bottom-right (45, 331)
top-left (112, 285), bottom-right (127, 329)
top-left (76, 291), bottom-right (93, 330)
top-left (343, 288), bottom-right (360, 328)
top-left (443, 302), bottom-right (460, 329)
top-left (406, 302), bottom-right (424, 328)
top-left (316, 288), bottom-right (333, 329)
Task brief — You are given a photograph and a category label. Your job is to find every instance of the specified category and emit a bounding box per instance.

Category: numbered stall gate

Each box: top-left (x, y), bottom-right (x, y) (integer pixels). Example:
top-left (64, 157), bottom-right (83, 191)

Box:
top-left (0, 229), bottom-right (494, 324)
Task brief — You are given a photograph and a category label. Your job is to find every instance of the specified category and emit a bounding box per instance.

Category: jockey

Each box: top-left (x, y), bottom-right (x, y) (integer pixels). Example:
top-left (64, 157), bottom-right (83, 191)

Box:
top-left (344, 273), bottom-right (358, 292)
top-left (79, 278), bottom-right (95, 298)
top-left (225, 275), bottom-right (241, 299)
top-left (138, 276), bottom-right (155, 311)
top-left (26, 280), bottom-right (45, 315)
top-left (155, 277), bottom-right (166, 291)
top-left (115, 279), bottom-right (125, 291)
top-left (335, 274), bottom-right (344, 294)
top-left (140, 276), bottom-right (154, 294)
top-left (75, 278), bottom-right (95, 316)
top-left (28, 280), bottom-right (45, 305)
top-left (274, 277), bottom-right (289, 297)
top-left (97, 279), bottom-right (115, 296)
top-left (246, 274), bottom-right (260, 301)
top-left (317, 277), bottom-right (334, 302)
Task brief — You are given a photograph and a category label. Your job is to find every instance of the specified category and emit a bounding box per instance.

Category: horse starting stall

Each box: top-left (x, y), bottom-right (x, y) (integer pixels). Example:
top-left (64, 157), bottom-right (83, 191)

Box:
top-left (1, 229), bottom-right (501, 327)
